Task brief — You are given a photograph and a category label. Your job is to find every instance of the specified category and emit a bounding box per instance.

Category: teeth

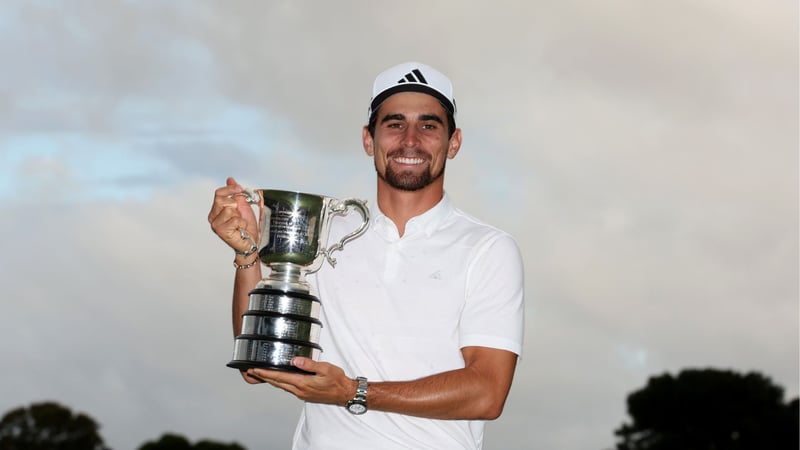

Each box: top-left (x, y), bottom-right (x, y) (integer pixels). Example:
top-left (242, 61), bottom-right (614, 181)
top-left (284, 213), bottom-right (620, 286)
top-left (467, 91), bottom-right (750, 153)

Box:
top-left (394, 157), bottom-right (425, 165)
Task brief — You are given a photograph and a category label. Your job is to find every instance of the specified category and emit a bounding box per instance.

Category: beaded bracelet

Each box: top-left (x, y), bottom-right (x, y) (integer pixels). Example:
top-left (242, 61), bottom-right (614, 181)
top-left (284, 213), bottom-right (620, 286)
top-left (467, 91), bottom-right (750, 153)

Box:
top-left (233, 254), bottom-right (260, 270)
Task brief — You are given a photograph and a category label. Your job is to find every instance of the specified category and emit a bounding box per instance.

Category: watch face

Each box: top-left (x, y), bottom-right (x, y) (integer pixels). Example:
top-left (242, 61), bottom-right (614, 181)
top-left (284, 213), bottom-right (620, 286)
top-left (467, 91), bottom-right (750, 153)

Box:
top-left (347, 402), bottom-right (367, 415)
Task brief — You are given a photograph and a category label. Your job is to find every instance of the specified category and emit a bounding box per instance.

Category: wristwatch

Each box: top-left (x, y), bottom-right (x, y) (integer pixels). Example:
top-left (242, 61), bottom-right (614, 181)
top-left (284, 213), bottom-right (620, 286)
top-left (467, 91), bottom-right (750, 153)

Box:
top-left (345, 376), bottom-right (368, 415)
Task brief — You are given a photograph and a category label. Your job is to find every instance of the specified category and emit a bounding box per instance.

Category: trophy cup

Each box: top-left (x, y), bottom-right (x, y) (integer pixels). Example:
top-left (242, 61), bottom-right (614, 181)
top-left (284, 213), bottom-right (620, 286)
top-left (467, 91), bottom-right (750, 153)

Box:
top-left (227, 189), bottom-right (370, 373)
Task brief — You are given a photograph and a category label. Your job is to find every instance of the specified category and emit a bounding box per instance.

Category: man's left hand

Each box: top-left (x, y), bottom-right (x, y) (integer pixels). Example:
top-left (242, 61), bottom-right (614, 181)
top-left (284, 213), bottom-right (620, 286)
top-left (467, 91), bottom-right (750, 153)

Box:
top-left (247, 358), bottom-right (357, 407)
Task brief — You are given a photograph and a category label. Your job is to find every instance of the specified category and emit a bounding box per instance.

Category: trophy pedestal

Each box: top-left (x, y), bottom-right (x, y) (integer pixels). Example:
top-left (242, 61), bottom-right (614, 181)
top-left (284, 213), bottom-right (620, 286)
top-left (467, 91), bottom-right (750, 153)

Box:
top-left (227, 287), bottom-right (322, 374)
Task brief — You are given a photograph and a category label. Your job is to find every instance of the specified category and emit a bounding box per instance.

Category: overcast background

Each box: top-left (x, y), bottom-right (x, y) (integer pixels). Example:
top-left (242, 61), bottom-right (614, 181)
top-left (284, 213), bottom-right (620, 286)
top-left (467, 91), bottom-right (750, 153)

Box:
top-left (1, 1), bottom-right (797, 449)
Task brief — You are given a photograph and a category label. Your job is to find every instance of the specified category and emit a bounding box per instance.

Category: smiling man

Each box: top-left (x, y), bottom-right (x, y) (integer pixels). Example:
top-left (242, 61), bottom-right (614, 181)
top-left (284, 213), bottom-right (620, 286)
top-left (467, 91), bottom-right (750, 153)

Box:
top-left (209, 62), bottom-right (525, 449)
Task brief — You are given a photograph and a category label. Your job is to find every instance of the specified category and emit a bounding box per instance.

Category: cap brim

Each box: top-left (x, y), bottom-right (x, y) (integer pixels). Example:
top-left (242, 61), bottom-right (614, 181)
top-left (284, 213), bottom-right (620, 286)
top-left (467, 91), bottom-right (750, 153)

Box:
top-left (369, 84), bottom-right (456, 117)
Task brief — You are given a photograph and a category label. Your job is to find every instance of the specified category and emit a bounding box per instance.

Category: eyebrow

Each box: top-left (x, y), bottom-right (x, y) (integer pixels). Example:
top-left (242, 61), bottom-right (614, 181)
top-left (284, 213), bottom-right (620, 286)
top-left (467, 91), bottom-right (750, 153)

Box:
top-left (420, 114), bottom-right (444, 124)
top-left (380, 113), bottom-right (405, 124)
top-left (380, 113), bottom-right (445, 125)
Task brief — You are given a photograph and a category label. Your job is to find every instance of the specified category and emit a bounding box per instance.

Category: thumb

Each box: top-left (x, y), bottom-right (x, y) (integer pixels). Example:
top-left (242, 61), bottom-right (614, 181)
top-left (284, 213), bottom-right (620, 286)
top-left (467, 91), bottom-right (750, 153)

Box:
top-left (292, 357), bottom-right (316, 373)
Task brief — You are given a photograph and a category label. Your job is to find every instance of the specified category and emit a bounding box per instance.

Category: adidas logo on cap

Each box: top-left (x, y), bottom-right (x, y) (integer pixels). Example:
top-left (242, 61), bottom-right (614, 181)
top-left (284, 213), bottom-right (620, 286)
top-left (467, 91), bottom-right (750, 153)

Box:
top-left (369, 62), bottom-right (457, 118)
top-left (398, 68), bottom-right (429, 84)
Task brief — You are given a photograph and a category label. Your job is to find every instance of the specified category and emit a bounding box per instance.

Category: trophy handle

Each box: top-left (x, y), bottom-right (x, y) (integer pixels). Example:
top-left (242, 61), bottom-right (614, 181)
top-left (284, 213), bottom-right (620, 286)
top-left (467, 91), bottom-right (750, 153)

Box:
top-left (323, 198), bottom-right (370, 267)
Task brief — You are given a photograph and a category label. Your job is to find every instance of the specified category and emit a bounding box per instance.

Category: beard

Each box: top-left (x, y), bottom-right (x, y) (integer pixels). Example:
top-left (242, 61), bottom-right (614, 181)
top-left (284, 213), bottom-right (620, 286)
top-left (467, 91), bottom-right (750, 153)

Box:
top-left (376, 154), bottom-right (446, 192)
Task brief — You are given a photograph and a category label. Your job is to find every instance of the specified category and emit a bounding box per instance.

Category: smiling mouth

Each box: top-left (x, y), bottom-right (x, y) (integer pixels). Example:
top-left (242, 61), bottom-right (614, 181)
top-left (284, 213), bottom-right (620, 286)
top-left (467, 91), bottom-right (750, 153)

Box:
top-left (393, 156), bottom-right (426, 165)
top-left (389, 150), bottom-right (429, 165)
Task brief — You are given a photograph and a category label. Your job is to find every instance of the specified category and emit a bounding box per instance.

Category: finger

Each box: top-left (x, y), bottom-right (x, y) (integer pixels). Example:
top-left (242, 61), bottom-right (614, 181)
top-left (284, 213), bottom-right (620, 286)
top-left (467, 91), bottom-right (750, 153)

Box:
top-left (249, 367), bottom-right (292, 382)
top-left (209, 183), bottom-right (242, 224)
top-left (213, 180), bottom-right (257, 227)
top-left (209, 195), bottom-right (254, 233)
top-left (230, 191), bottom-right (258, 224)
top-left (240, 370), bottom-right (265, 384)
top-left (209, 207), bottom-right (254, 252)
top-left (218, 218), bottom-right (256, 250)
top-left (209, 204), bottom-right (243, 235)
top-left (210, 197), bottom-right (241, 222)
top-left (261, 378), bottom-right (298, 393)
top-left (208, 198), bottom-right (240, 226)
top-left (245, 368), bottom-right (268, 383)
top-left (256, 368), bottom-right (310, 385)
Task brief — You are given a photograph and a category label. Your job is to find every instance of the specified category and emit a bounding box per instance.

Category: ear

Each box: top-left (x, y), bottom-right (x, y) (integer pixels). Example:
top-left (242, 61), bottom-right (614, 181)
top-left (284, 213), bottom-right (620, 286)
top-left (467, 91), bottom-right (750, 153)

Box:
top-left (446, 128), bottom-right (462, 159)
top-left (362, 126), bottom-right (375, 156)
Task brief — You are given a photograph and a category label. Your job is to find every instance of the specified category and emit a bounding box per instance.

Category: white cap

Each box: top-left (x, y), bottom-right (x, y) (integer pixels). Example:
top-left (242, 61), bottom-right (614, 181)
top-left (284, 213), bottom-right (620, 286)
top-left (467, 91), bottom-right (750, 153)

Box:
top-left (368, 62), bottom-right (457, 119)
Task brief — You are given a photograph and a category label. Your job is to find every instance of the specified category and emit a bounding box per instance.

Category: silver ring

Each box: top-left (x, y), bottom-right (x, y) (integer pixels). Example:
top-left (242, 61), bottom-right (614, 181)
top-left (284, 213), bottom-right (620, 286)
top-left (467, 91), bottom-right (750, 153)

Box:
top-left (235, 228), bottom-right (258, 257)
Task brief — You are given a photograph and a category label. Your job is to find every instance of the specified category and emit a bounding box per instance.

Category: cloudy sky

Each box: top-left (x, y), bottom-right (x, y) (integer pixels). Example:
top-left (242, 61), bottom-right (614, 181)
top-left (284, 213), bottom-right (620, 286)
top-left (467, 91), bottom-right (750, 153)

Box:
top-left (1, 1), bottom-right (797, 449)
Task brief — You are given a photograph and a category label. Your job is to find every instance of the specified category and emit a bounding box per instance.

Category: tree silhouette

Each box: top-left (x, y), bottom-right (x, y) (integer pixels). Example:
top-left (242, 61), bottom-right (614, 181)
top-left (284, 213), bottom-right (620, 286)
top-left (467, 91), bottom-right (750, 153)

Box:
top-left (192, 440), bottom-right (246, 450)
top-left (138, 433), bottom-right (246, 450)
top-left (0, 401), bottom-right (109, 450)
top-left (139, 433), bottom-right (192, 450)
top-left (615, 368), bottom-right (799, 450)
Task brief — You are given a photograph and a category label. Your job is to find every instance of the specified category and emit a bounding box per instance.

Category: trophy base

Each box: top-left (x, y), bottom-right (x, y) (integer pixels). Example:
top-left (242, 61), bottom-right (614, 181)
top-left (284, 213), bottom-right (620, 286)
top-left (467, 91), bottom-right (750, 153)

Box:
top-left (229, 284), bottom-right (323, 377)
top-left (226, 360), bottom-right (315, 375)
top-left (228, 335), bottom-right (322, 376)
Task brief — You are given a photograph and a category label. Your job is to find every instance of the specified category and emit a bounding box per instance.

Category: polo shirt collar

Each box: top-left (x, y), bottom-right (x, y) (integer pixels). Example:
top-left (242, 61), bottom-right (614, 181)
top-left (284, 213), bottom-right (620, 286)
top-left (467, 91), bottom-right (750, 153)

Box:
top-left (371, 192), bottom-right (453, 239)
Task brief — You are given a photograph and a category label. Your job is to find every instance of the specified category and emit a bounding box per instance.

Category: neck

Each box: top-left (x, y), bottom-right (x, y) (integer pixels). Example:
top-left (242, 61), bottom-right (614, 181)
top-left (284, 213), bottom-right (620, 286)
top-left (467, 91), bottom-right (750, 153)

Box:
top-left (375, 179), bottom-right (444, 237)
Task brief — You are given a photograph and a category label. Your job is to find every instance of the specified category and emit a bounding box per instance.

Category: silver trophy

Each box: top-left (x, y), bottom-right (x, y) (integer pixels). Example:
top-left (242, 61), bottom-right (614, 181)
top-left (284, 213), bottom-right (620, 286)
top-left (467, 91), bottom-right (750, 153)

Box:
top-left (227, 189), bottom-right (370, 373)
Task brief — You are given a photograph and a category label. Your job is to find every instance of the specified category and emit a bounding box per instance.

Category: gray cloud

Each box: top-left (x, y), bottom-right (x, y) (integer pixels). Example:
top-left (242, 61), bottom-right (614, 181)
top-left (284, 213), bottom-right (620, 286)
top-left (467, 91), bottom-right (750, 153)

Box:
top-left (1, 1), bottom-right (797, 449)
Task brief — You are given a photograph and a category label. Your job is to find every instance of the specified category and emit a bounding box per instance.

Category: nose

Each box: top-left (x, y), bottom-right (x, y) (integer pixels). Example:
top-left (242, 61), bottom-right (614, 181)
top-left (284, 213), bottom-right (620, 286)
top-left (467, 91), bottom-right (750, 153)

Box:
top-left (402, 126), bottom-right (420, 148)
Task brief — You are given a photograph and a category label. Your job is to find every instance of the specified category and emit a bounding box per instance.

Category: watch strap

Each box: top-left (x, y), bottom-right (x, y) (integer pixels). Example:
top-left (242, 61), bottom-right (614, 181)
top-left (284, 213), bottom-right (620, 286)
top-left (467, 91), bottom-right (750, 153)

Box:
top-left (354, 376), bottom-right (368, 398)
top-left (346, 376), bottom-right (368, 414)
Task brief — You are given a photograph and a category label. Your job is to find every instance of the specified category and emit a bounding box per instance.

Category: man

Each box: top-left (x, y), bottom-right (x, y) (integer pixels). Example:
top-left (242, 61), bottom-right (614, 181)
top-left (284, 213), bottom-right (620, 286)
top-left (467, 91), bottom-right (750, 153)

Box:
top-left (208, 62), bottom-right (525, 449)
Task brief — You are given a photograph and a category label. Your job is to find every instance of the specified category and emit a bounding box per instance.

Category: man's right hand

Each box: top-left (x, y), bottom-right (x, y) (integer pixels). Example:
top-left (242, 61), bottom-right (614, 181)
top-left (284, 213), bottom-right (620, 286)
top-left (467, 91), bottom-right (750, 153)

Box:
top-left (208, 177), bottom-right (260, 253)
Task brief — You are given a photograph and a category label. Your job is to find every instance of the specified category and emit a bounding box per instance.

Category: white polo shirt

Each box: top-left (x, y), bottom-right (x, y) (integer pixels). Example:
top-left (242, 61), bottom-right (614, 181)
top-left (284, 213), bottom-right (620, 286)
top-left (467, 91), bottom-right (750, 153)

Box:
top-left (292, 193), bottom-right (525, 450)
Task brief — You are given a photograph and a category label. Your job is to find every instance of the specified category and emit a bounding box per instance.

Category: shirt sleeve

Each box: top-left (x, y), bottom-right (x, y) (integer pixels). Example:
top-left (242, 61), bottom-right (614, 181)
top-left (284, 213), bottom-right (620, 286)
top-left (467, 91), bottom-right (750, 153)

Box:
top-left (459, 232), bottom-right (525, 356)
